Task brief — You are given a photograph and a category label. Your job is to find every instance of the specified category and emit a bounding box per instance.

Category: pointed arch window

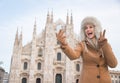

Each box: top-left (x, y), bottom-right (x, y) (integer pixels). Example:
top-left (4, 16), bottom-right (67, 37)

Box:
top-left (36, 78), bottom-right (41, 83)
top-left (76, 79), bottom-right (79, 83)
top-left (55, 74), bottom-right (62, 83)
top-left (76, 64), bottom-right (80, 72)
top-left (37, 62), bottom-right (41, 70)
top-left (38, 48), bottom-right (43, 57)
top-left (23, 62), bottom-right (28, 70)
top-left (57, 52), bottom-right (61, 61)
top-left (22, 78), bottom-right (27, 83)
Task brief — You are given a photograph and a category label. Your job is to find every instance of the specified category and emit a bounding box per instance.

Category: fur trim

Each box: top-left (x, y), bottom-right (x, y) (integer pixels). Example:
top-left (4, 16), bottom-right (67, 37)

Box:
top-left (80, 16), bottom-right (102, 41)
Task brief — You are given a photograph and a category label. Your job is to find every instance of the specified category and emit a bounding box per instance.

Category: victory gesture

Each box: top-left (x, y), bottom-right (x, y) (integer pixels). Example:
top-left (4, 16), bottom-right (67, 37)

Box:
top-left (99, 29), bottom-right (106, 41)
top-left (56, 29), bottom-right (67, 45)
top-left (98, 29), bottom-right (107, 48)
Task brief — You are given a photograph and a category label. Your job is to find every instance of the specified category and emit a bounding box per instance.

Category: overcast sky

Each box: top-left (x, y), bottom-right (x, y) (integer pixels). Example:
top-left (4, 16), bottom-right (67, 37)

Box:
top-left (0, 0), bottom-right (120, 73)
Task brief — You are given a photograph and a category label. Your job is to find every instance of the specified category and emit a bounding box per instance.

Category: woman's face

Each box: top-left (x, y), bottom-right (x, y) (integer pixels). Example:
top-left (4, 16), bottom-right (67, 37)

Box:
top-left (84, 24), bottom-right (95, 39)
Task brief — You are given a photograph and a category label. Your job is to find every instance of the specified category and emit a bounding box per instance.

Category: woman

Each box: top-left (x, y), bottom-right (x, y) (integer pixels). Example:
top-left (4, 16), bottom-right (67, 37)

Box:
top-left (56, 16), bottom-right (118, 83)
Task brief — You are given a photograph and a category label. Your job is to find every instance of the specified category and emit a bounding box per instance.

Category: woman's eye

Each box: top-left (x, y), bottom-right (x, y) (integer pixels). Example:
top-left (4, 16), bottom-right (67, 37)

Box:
top-left (84, 27), bottom-right (87, 30)
top-left (90, 26), bottom-right (93, 28)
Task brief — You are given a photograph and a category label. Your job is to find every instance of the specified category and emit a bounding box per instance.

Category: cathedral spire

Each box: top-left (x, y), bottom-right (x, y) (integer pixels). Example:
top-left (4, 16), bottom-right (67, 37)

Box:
top-left (19, 27), bottom-right (23, 48)
top-left (51, 11), bottom-right (53, 23)
top-left (33, 18), bottom-right (37, 37)
top-left (70, 11), bottom-right (73, 25)
top-left (13, 28), bottom-right (19, 54)
top-left (46, 11), bottom-right (50, 24)
top-left (33, 17), bottom-right (37, 35)
top-left (32, 18), bottom-right (37, 42)
top-left (14, 28), bottom-right (19, 46)
top-left (34, 17), bottom-right (37, 30)
top-left (18, 28), bottom-right (23, 55)
top-left (66, 10), bottom-right (69, 24)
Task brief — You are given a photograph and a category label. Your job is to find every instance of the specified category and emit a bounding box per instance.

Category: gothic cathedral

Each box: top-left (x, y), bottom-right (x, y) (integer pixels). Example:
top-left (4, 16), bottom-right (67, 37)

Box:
top-left (9, 12), bottom-right (82, 83)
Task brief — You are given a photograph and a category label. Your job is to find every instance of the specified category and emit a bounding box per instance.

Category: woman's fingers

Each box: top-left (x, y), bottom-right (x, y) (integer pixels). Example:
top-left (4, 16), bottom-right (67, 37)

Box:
top-left (56, 29), bottom-right (66, 45)
top-left (103, 29), bottom-right (106, 37)
top-left (60, 36), bottom-right (66, 44)
top-left (58, 29), bottom-right (64, 37)
top-left (56, 30), bottom-right (63, 38)
top-left (99, 29), bottom-right (106, 40)
top-left (100, 32), bottom-right (102, 39)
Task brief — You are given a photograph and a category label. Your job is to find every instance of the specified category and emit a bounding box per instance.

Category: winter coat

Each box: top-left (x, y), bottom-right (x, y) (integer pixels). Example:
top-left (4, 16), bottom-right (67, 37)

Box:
top-left (61, 40), bottom-right (117, 83)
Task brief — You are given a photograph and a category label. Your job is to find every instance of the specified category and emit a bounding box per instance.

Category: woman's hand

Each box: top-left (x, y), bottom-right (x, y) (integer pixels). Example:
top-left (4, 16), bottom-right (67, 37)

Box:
top-left (98, 29), bottom-right (107, 48)
top-left (56, 29), bottom-right (67, 45)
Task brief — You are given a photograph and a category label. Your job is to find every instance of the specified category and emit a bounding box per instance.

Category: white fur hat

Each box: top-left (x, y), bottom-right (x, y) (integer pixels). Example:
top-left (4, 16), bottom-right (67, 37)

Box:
top-left (80, 16), bottom-right (102, 41)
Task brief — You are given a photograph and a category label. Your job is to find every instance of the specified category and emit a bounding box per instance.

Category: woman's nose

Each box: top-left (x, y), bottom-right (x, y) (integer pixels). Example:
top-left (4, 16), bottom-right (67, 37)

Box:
top-left (86, 27), bottom-right (90, 31)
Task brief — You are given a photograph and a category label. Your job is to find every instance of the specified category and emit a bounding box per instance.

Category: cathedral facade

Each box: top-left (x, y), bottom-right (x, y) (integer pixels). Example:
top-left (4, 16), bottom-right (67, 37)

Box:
top-left (9, 12), bottom-right (82, 83)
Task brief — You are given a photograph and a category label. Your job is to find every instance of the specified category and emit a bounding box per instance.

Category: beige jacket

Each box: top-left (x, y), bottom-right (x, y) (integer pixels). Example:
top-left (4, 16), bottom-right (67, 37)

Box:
top-left (61, 40), bottom-right (117, 83)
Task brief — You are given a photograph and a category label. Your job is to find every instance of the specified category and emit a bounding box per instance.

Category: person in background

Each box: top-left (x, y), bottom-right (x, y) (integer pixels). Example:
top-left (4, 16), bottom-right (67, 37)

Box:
top-left (56, 16), bottom-right (117, 83)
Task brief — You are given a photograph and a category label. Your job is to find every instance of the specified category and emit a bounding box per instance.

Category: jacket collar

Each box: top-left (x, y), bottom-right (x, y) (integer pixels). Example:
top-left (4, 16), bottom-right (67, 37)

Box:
top-left (85, 38), bottom-right (99, 51)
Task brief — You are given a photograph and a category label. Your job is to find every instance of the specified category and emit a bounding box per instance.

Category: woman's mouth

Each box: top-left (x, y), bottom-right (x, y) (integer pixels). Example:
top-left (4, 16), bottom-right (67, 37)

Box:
top-left (87, 32), bottom-right (94, 38)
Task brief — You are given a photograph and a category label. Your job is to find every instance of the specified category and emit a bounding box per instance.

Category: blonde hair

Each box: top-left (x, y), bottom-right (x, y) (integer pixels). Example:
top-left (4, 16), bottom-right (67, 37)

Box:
top-left (80, 16), bottom-right (102, 41)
